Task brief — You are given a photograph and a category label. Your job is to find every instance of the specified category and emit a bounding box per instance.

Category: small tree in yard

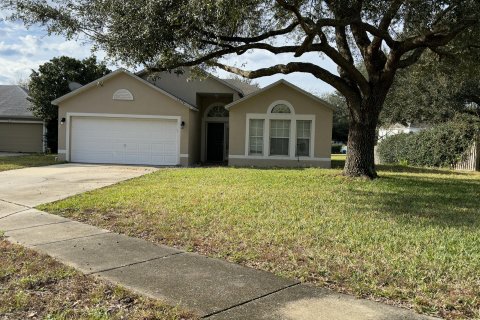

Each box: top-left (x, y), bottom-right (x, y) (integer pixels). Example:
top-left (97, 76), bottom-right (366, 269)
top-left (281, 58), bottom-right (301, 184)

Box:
top-left (28, 56), bottom-right (110, 152)
top-left (4, 0), bottom-right (479, 177)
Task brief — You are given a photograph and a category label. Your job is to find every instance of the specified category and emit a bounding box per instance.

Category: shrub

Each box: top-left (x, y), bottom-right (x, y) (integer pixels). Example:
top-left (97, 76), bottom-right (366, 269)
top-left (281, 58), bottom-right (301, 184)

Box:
top-left (331, 144), bottom-right (342, 154)
top-left (377, 118), bottom-right (479, 168)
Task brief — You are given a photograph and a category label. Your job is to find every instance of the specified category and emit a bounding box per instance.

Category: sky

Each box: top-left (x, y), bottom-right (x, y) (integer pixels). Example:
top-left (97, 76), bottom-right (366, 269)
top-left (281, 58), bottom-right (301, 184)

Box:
top-left (0, 19), bottom-right (337, 96)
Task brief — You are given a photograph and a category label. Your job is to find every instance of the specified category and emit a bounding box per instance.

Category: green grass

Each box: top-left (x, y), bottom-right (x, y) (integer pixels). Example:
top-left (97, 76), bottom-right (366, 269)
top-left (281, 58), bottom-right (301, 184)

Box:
top-left (0, 154), bottom-right (59, 172)
top-left (39, 158), bottom-right (480, 319)
top-left (0, 239), bottom-right (195, 319)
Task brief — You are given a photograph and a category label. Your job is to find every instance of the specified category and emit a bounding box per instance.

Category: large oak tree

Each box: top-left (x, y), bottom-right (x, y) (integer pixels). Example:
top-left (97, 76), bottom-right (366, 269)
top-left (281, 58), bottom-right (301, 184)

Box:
top-left (4, 0), bottom-right (478, 177)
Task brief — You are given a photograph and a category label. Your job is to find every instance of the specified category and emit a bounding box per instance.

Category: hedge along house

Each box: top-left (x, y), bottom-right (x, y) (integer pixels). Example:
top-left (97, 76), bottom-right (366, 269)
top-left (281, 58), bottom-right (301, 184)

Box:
top-left (52, 68), bottom-right (333, 168)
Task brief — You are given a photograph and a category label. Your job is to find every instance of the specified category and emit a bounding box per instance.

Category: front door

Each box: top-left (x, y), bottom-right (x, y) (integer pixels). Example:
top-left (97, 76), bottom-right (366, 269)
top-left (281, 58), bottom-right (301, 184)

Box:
top-left (207, 122), bottom-right (225, 162)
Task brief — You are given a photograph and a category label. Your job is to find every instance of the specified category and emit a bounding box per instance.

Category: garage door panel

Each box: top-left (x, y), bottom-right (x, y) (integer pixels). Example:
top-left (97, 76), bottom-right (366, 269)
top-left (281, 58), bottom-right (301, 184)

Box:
top-left (70, 117), bottom-right (179, 166)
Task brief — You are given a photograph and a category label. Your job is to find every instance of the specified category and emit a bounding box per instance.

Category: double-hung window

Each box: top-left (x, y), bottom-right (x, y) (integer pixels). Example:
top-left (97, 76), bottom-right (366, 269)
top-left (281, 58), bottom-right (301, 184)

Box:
top-left (247, 101), bottom-right (314, 158)
top-left (249, 119), bottom-right (264, 155)
top-left (296, 120), bottom-right (311, 156)
top-left (270, 119), bottom-right (290, 156)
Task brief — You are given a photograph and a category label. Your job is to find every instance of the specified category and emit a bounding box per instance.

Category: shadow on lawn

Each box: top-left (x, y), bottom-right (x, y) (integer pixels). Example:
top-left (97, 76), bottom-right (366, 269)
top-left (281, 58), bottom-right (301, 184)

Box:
top-left (352, 174), bottom-right (480, 228)
top-left (333, 158), bottom-right (476, 176)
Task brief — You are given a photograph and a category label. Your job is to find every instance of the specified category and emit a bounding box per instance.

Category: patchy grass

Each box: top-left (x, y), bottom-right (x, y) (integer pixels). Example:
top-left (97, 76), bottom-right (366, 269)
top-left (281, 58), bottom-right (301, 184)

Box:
top-left (0, 154), bottom-right (59, 172)
top-left (39, 158), bottom-right (480, 319)
top-left (331, 153), bottom-right (347, 168)
top-left (0, 239), bottom-right (194, 320)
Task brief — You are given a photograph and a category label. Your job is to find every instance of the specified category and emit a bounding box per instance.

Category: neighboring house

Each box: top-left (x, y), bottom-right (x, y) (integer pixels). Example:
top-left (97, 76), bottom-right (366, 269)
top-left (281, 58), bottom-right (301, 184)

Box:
top-left (0, 85), bottom-right (45, 153)
top-left (377, 122), bottom-right (427, 141)
top-left (52, 68), bottom-right (333, 168)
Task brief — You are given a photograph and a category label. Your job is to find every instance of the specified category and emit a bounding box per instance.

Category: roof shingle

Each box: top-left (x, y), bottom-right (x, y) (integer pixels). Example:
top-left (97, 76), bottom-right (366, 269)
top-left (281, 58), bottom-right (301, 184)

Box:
top-left (0, 85), bottom-right (36, 119)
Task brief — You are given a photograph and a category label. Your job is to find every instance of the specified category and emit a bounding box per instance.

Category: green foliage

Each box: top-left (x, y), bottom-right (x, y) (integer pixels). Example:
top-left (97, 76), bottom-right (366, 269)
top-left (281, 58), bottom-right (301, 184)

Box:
top-left (27, 56), bottom-right (110, 151)
top-left (381, 31), bottom-right (480, 126)
top-left (323, 91), bottom-right (349, 142)
top-left (377, 118), bottom-right (480, 167)
top-left (331, 144), bottom-right (342, 153)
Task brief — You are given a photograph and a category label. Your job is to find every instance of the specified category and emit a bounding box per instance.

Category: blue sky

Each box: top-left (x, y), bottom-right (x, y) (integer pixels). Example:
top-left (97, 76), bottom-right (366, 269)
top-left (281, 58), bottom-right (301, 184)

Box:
top-left (0, 19), bottom-right (337, 96)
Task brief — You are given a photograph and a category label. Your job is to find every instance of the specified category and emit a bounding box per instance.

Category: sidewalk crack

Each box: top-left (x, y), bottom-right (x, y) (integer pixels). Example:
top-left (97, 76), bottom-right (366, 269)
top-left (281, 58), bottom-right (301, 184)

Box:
top-left (90, 251), bottom-right (185, 275)
top-left (201, 282), bottom-right (301, 318)
top-left (0, 208), bottom-right (32, 220)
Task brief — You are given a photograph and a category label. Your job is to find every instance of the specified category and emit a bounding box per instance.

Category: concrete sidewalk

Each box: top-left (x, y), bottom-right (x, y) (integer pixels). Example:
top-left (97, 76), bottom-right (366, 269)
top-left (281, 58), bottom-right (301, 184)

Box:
top-left (0, 208), bottom-right (437, 319)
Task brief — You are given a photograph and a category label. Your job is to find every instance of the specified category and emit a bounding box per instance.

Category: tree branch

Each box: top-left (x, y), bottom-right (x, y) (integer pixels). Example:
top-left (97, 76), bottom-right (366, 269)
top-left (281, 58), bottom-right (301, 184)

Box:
top-left (370, 0), bottom-right (404, 51)
top-left (275, 0), bottom-right (315, 33)
top-left (197, 22), bottom-right (299, 44)
top-left (397, 47), bottom-right (427, 68)
top-left (210, 61), bottom-right (361, 104)
top-left (400, 19), bottom-right (478, 53)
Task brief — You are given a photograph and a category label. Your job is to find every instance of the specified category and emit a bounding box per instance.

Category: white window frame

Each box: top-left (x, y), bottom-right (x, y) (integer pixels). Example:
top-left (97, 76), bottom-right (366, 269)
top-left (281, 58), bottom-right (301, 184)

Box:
top-left (244, 100), bottom-right (315, 159)
top-left (248, 119), bottom-right (265, 156)
top-left (295, 119), bottom-right (312, 157)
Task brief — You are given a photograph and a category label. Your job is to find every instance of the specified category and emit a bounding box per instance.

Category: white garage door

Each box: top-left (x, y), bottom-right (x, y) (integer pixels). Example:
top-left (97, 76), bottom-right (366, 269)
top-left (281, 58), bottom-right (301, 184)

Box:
top-left (70, 116), bottom-right (179, 165)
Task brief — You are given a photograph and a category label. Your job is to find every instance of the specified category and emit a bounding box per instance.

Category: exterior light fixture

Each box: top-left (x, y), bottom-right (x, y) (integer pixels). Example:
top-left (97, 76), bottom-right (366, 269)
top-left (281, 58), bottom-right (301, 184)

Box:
top-left (60, 117), bottom-right (66, 125)
top-left (181, 121), bottom-right (185, 129)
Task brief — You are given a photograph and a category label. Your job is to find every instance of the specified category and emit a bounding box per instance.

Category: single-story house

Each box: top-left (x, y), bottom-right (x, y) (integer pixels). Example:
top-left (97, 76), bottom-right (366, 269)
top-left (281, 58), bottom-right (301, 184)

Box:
top-left (0, 85), bottom-right (45, 153)
top-left (52, 68), bottom-right (333, 167)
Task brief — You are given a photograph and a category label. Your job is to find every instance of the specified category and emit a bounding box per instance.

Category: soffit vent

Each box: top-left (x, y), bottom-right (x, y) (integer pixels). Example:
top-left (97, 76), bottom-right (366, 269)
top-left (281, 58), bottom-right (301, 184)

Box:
top-left (113, 89), bottom-right (134, 101)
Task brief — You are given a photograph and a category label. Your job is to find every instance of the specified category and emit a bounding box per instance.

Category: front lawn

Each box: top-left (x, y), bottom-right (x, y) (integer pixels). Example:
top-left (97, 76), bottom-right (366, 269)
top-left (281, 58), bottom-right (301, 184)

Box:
top-left (0, 239), bottom-right (194, 319)
top-left (0, 154), bottom-right (59, 172)
top-left (39, 161), bottom-right (480, 319)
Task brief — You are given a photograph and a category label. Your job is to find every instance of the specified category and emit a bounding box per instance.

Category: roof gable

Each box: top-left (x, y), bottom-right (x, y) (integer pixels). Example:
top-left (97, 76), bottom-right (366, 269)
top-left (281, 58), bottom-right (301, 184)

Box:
top-left (225, 79), bottom-right (334, 111)
top-left (52, 69), bottom-right (197, 111)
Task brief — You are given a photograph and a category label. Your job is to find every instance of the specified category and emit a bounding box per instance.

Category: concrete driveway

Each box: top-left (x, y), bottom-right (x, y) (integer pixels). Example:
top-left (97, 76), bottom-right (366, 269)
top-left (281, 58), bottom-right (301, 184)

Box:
top-left (0, 163), bottom-right (157, 216)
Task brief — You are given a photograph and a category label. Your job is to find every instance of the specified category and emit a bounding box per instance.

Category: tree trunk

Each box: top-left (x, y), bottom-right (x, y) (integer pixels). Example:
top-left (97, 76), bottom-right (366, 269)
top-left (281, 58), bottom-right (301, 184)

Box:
top-left (343, 88), bottom-right (388, 179)
top-left (343, 116), bottom-right (378, 179)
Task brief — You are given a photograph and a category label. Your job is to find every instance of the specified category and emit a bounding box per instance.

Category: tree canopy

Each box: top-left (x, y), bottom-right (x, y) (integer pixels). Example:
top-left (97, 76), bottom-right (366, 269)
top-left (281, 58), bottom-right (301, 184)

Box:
top-left (28, 56), bottom-right (110, 151)
top-left (381, 30), bottom-right (480, 126)
top-left (5, 0), bottom-right (479, 177)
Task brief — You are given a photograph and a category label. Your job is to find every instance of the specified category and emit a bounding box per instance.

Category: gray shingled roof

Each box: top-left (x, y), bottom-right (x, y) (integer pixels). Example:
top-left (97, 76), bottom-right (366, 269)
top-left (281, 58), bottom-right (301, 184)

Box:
top-left (221, 79), bottom-right (260, 95)
top-left (0, 85), bottom-right (36, 119)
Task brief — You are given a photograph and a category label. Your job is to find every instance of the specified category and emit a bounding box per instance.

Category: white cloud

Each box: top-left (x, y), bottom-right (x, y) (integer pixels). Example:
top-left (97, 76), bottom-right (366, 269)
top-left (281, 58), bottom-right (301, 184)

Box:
top-left (0, 20), bottom-right (337, 96)
top-left (0, 20), bottom-right (111, 85)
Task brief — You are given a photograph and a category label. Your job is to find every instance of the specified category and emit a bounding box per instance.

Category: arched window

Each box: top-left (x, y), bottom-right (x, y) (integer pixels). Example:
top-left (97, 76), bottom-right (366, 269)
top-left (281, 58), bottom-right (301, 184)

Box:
top-left (270, 104), bottom-right (291, 113)
top-left (267, 100), bottom-right (295, 114)
top-left (113, 89), bottom-right (134, 101)
top-left (247, 99), bottom-right (314, 158)
top-left (207, 105), bottom-right (229, 118)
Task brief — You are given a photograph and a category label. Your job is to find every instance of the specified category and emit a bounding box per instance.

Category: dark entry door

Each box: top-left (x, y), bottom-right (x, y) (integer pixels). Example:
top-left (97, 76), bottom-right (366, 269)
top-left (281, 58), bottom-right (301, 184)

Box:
top-left (207, 122), bottom-right (225, 162)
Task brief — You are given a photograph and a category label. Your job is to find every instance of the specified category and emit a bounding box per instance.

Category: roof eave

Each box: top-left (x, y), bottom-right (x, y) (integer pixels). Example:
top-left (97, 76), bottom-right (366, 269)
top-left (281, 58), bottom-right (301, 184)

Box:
top-left (225, 79), bottom-right (335, 111)
top-left (51, 69), bottom-right (198, 112)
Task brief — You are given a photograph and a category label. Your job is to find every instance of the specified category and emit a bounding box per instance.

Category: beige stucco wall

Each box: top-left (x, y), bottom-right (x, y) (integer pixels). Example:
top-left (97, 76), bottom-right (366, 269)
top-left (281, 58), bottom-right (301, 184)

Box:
top-left (228, 158), bottom-right (330, 168)
top-left (0, 121), bottom-right (43, 153)
top-left (228, 82), bottom-right (333, 168)
top-left (57, 72), bottom-right (194, 164)
top-left (143, 68), bottom-right (242, 106)
top-left (188, 109), bottom-right (201, 165)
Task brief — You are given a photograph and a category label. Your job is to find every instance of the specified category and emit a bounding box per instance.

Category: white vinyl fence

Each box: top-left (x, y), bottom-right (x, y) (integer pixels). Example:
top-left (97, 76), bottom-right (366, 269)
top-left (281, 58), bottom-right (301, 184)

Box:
top-left (454, 140), bottom-right (480, 171)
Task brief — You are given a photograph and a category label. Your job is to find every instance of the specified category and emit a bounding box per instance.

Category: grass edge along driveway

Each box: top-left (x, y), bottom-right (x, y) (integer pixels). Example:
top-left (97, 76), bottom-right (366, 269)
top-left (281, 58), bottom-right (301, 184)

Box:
top-left (39, 159), bottom-right (480, 320)
top-left (0, 154), bottom-right (59, 172)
